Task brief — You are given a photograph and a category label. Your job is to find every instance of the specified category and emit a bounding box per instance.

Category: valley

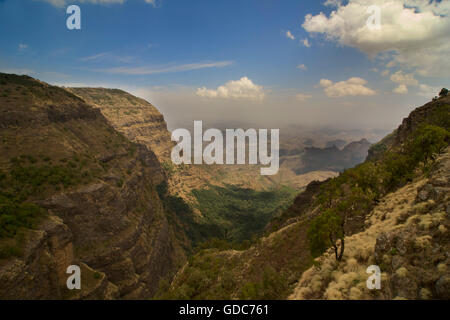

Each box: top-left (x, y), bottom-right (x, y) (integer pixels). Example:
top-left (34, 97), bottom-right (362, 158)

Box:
top-left (0, 73), bottom-right (448, 300)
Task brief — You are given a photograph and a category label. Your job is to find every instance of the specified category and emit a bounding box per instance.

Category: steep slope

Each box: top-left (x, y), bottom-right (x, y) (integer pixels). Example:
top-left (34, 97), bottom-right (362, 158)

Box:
top-left (290, 147), bottom-right (450, 299)
top-left (158, 94), bottom-right (449, 300)
top-left (0, 74), bottom-right (185, 299)
top-left (65, 87), bottom-right (173, 161)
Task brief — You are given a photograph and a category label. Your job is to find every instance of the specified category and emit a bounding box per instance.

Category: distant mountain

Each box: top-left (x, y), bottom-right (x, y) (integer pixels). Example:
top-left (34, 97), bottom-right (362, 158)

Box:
top-left (293, 138), bottom-right (371, 174)
top-left (325, 139), bottom-right (347, 149)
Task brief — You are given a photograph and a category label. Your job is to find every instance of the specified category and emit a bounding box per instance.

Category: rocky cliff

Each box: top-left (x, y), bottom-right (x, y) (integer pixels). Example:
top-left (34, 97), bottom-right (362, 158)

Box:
top-left (0, 73), bottom-right (185, 299)
top-left (66, 87), bottom-right (173, 162)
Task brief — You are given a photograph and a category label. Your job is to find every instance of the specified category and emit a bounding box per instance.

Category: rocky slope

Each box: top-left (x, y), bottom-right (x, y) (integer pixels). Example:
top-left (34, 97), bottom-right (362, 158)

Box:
top-left (0, 74), bottom-right (185, 299)
top-left (289, 94), bottom-right (450, 300)
top-left (66, 87), bottom-right (173, 162)
top-left (290, 146), bottom-right (450, 299)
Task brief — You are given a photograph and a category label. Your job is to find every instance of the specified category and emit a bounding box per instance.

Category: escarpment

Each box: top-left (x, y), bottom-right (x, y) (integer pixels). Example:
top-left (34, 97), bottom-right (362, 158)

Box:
top-left (0, 73), bottom-right (184, 299)
top-left (66, 87), bottom-right (174, 162)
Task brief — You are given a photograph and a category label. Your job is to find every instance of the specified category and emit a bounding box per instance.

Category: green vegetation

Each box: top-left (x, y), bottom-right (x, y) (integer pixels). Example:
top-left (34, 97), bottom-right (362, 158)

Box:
top-left (192, 184), bottom-right (297, 243)
top-left (156, 181), bottom-right (296, 249)
top-left (308, 208), bottom-right (344, 261)
top-left (239, 266), bottom-right (289, 300)
top-left (155, 250), bottom-right (235, 299)
top-left (156, 249), bottom-right (288, 300)
top-left (156, 181), bottom-right (222, 249)
top-left (161, 160), bottom-right (176, 177)
top-left (0, 199), bottom-right (45, 238)
top-left (0, 154), bottom-right (96, 258)
top-left (5, 156), bottom-right (92, 202)
top-left (408, 124), bottom-right (449, 165)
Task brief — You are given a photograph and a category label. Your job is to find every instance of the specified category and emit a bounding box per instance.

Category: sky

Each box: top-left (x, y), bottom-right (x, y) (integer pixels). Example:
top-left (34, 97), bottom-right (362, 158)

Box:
top-left (0, 0), bottom-right (449, 135)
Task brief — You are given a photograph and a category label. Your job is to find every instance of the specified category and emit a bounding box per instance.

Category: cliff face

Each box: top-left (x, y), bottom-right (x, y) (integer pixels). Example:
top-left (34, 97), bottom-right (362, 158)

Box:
top-left (65, 87), bottom-right (214, 203)
top-left (66, 87), bottom-right (173, 162)
top-left (0, 74), bottom-right (184, 299)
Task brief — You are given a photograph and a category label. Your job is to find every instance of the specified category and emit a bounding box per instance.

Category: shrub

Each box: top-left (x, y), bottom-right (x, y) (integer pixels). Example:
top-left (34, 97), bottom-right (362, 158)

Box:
top-left (239, 266), bottom-right (288, 299)
top-left (308, 208), bottom-right (344, 261)
top-left (0, 198), bottom-right (46, 238)
top-left (439, 88), bottom-right (448, 97)
top-left (406, 124), bottom-right (449, 164)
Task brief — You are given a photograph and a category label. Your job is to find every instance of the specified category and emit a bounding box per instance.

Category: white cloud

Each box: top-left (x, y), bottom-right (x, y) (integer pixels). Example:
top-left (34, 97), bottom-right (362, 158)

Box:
top-left (381, 70), bottom-right (390, 77)
top-left (296, 93), bottom-right (312, 101)
top-left (302, 0), bottom-right (450, 76)
top-left (296, 64), bottom-right (307, 71)
top-left (319, 77), bottom-right (376, 97)
top-left (301, 38), bottom-right (311, 48)
top-left (393, 84), bottom-right (408, 94)
top-left (286, 30), bottom-right (295, 40)
top-left (96, 61), bottom-right (232, 75)
top-left (196, 77), bottom-right (265, 101)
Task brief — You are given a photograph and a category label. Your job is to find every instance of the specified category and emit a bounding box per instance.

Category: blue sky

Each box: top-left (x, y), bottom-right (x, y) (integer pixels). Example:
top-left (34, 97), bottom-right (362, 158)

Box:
top-left (0, 0), bottom-right (449, 133)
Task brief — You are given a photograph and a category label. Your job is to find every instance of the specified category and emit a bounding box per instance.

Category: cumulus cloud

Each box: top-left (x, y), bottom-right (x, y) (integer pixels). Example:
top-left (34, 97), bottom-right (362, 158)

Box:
top-left (296, 93), bottom-right (312, 101)
top-left (196, 77), bottom-right (265, 101)
top-left (302, 0), bottom-right (450, 76)
top-left (296, 64), bottom-right (307, 71)
top-left (286, 30), bottom-right (295, 40)
top-left (319, 77), bottom-right (376, 97)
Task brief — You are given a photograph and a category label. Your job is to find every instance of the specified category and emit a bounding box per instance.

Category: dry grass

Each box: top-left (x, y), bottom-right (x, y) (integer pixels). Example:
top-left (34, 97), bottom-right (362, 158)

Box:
top-left (289, 177), bottom-right (429, 300)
